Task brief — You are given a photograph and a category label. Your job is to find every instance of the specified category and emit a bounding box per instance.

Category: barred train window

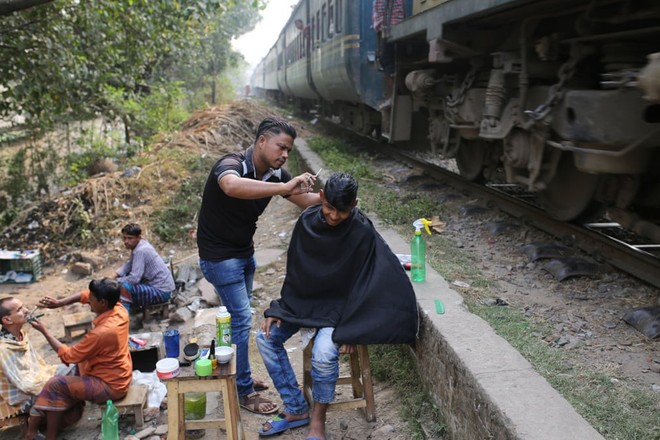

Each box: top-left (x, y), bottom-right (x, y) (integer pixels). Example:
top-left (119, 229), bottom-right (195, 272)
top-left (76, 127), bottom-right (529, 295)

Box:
top-left (328, 0), bottom-right (334, 37)
top-left (322, 4), bottom-right (327, 41)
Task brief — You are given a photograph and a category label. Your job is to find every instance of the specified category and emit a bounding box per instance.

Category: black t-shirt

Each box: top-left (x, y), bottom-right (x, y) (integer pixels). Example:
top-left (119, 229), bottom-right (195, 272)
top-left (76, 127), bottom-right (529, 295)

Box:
top-left (197, 147), bottom-right (292, 261)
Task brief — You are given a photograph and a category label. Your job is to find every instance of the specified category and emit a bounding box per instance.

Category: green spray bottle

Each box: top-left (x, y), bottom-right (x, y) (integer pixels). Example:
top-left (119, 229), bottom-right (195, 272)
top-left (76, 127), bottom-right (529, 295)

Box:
top-left (411, 218), bottom-right (432, 282)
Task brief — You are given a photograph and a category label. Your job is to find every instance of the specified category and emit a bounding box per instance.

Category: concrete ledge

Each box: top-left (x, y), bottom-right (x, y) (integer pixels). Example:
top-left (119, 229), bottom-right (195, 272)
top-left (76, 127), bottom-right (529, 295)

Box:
top-left (295, 138), bottom-right (604, 440)
top-left (379, 220), bottom-right (604, 440)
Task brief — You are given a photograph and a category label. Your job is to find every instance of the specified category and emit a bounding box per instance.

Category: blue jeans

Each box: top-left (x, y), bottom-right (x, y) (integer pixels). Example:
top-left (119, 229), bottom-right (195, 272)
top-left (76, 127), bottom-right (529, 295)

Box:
top-left (257, 324), bottom-right (339, 414)
top-left (199, 257), bottom-right (256, 398)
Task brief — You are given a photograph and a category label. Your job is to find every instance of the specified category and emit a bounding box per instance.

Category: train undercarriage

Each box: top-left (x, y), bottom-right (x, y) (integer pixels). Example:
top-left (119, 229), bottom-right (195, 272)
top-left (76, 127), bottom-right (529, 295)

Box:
top-left (388, 0), bottom-right (660, 241)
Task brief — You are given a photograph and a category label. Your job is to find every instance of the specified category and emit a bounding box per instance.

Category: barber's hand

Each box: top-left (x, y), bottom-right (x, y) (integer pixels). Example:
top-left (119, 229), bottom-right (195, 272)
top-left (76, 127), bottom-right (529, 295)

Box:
top-left (339, 344), bottom-right (356, 354)
top-left (286, 172), bottom-right (318, 195)
top-left (260, 317), bottom-right (282, 339)
top-left (39, 296), bottom-right (62, 309)
top-left (29, 318), bottom-right (47, 334)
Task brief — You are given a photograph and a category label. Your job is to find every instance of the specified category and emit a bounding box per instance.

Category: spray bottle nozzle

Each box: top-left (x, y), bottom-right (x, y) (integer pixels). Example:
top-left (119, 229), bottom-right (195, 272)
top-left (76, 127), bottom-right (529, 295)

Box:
top-left (413, 218), bottom-right (432, 235)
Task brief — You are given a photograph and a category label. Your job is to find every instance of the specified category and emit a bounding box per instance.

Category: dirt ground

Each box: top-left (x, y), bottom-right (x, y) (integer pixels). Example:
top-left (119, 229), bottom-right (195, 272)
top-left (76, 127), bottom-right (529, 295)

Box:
top-left (0, 195), bottom-right (408, 440)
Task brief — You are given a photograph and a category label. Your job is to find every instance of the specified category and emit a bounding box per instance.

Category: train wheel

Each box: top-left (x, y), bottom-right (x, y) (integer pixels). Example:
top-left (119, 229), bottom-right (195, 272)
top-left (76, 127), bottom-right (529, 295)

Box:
top-left (456, 139), bottom-right (487, 182)
top-left (538, 153), bottom-right (604, 221)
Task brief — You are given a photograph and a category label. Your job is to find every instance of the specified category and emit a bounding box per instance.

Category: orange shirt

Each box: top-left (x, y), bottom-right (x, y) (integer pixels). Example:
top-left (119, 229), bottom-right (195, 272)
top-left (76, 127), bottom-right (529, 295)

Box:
top-left (57, 290), bottom-right (132, 394)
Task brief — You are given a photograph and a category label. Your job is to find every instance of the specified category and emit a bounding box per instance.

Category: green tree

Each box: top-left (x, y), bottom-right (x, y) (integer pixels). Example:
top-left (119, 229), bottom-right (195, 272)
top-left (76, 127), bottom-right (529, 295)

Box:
top-left (0, 0), bottom-right (264, 135)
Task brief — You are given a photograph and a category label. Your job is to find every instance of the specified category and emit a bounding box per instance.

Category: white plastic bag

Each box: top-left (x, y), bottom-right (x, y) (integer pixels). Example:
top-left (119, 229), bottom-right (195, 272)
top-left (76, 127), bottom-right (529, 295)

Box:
top-left (131, 370), bottom-right (167, 408)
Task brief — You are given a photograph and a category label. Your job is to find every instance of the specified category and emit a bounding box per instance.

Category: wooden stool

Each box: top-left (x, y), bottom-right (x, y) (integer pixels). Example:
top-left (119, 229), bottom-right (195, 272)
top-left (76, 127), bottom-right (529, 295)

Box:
top-left (105, 384), bottom-right (148, 428)
top-left (62, 312), bottom-right (94, 343)
top-left (302, 340), bottom-right (376, 422)
top-left (166, 344), bottom-right (244, 440)
top-left (142, 301), bottom-right (169, 321)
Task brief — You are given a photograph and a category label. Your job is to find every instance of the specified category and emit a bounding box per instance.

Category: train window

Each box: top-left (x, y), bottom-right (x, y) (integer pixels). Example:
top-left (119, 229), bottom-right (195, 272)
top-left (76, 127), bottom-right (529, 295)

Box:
top-left (335, 0), bottom-right (342, 33)
top-left (316, 11), bottom-right (320, 43)
top-left (294, 18), bottom-right (308, 58)
top-left (322, 4), bottom-right (327, 41)
top-left (328, 0), bottom-right (334, 37)
top-left (311, 17), bottom-right (315, 50)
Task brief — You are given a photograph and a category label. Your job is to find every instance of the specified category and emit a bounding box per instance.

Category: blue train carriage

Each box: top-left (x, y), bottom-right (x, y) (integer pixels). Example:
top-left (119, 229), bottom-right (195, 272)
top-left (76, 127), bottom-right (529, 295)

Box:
top-left (389, 0), bottom-right (660, 226)
top-left (251, 59), bottom-right (266, 98)
top-left (281, 0), bottom-right (318, 108)
top-left (276, 32), bottom-right (294, 99)
top-left (263, 45), bottom-right (280, 100)
top-left (299, 0), bottom-right (384, 134)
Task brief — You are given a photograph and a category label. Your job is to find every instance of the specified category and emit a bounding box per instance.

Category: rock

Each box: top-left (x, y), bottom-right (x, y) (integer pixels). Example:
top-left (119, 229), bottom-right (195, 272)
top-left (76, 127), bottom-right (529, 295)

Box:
top-left (144, 407), bottom-right (160, 421)
top-left (173, 294), bottom-right (191, 308)
top-left (372, 424), bottom-right (396, 438)
top-left (170, 306), bottom-right (194, 323)
top-left (603, 321), bottom-right (618, 329)
top-left (122, 166), bottom-right (141, 177)
top-left (70, 262), bottom-right (93, 276)
top-left (154, 424), bottom-right (168, 435)
top-left (198, 278), bottom-right (220, 306)
top-left (134, 426), bottom-right (156, 439)
top-left (124, 436), bottom-right (139, 440)
top-left (185, 286), bottom-right (201, 297)
top-left (74, 251), bottom-right (105, 269)
top-left (146, 436), bottom-right (161, 440)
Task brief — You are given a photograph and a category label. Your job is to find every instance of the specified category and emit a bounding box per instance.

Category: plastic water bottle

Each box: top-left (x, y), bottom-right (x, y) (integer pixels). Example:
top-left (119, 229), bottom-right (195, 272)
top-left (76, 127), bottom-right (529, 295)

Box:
top-left (101, 399), bottom-right (119, 440)
top-left (216, 306), bottom-right (231, 347)
top-left (411, 218), bottom-right (432, 282)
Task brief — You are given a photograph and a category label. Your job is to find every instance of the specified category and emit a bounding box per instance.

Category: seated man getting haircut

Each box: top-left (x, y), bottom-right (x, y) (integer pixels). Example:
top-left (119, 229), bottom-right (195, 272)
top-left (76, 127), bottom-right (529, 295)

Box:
top-left (256, 172), bottom-right (418, 439)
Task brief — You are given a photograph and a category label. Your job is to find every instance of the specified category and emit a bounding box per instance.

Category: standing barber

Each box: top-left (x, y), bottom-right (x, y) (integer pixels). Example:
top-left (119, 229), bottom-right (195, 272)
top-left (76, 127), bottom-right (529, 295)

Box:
top-left (197, 116), bottom-right (320, 415)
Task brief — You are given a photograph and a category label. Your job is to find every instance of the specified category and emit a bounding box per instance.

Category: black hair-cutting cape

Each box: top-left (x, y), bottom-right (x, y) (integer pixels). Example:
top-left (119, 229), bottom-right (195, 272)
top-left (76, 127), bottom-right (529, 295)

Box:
top-left (264, 205), bottom-right (418, 344)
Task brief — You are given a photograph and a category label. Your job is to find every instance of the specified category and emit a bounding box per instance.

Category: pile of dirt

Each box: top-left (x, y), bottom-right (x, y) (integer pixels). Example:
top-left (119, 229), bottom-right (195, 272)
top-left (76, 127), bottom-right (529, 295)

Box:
top-left (1, 100), bottom-right (283, 264)
top-left (158, 99), bottom-right (277, 155)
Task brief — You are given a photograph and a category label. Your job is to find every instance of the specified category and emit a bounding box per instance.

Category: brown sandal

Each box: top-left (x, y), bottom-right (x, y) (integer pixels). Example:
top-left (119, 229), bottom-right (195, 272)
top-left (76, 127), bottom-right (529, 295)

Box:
top-left (239, 392), bottom-right (279, 415)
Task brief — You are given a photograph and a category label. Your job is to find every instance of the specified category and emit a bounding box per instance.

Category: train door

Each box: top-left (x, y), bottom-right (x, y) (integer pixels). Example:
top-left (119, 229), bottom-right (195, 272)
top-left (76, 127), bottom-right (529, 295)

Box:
top-left (384, 0), bottom-right (413, 142)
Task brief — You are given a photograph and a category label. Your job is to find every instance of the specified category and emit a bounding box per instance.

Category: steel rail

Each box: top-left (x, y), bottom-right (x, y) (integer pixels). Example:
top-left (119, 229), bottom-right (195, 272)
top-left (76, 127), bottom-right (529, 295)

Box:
top-left (382, 147), bottom-right (660, 289)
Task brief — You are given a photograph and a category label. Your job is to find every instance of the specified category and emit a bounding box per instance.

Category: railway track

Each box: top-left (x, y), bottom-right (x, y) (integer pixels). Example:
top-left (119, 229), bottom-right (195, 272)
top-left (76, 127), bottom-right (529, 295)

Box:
top-left (375, 144), bottom-right (660, 289)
